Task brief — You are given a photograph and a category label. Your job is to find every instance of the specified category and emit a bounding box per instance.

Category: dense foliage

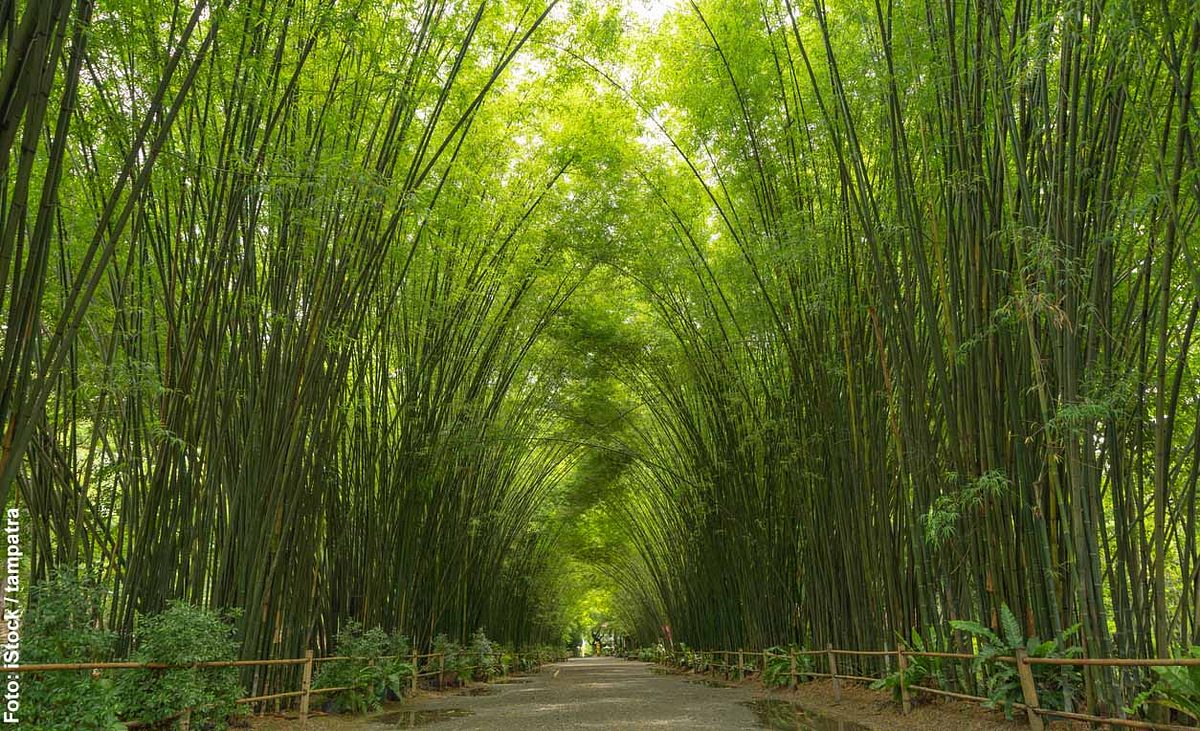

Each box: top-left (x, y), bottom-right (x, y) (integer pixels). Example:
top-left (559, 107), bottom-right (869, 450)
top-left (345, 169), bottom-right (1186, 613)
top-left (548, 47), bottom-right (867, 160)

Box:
top-left (6, 0), bottom-right (583, 664)
top-left (24, 577), bottom-right (244, 729)
top-left (1130, 648), bottom-right (1200, 721)
top-left (312, 622), bottom-right (412, 714)
top-left (4, 0), bottom-right (1199, 724)
top-left (586, 0), bottom-right (1200, 720)
top-left (23, 576), bottom-right (122, 730)
top-left (116, 603), bottom-right (244, 729)
top-left (951, 605), bottom-right (1082, 717)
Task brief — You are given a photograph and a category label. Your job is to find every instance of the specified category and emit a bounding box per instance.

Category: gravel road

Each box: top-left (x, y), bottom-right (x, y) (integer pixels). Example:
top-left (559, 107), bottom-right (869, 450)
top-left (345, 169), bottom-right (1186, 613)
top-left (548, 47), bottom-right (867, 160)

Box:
top-left (363, 656), bottom-right (766, 729)
top-left (255, 659), bottom-right (1019, 730)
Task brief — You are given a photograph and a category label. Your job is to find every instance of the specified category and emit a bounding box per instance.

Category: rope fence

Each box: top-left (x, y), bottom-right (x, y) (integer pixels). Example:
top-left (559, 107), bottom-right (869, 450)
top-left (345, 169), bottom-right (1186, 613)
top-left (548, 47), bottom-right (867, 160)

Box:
top-left (18, 648), bottom-right (565, 730)
top-left (634, 644), bottom-right (1200, 731)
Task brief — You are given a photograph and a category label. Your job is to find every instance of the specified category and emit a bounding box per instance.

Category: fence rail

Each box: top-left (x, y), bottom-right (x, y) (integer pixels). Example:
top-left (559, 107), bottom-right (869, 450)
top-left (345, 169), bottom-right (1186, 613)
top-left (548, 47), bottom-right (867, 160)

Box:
top-left (638, 644), bottom-right (1200, 731)
top-left (21, 648), bottom-right (564, 730)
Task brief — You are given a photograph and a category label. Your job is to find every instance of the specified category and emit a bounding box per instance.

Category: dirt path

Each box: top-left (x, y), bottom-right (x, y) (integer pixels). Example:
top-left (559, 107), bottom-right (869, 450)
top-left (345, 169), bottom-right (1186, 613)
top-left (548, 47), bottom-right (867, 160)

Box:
top-left (258, 658), bottom-right (1029, 730)
top-left (381, 657), bottom-right (764, 729)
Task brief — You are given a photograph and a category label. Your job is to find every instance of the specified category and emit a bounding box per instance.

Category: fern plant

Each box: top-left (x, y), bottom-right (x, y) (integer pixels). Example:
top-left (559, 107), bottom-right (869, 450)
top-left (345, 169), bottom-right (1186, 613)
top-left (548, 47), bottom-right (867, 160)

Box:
top-left (950, 604), bottom-right (1081, 719)
top-left (1128, 647), bottom-right (1200, 721)
top-left (762, 645), bottom-right (813, 687)
top-left (870, 629), bottom-right (947, 702)
top-left (379, 632), bottom-right (414, 700)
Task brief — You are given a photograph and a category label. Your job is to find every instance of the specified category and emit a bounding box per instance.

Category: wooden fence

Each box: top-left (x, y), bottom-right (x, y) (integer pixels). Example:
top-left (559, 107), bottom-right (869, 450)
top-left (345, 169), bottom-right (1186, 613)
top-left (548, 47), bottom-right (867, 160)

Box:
top-left (15, 648), bottom-right (563, 730)
top-left (639, 645), bottom-right (1200, 731)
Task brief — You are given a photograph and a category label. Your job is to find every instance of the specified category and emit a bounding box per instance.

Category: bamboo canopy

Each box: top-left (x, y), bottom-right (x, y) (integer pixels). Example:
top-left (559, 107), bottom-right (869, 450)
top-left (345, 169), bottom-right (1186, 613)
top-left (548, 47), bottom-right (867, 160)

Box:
top-left (1, 0), bottom-right (1198, 723)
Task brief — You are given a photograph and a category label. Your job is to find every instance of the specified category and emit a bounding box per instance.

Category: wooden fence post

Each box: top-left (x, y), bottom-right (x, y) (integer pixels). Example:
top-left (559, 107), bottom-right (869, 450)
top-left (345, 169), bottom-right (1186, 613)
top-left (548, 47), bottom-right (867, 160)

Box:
top-left (1014, 648), bottom-right (1044, 731)
top-left (438, 651), bottom-right (445, 688)
top-left (299, 649), bottom-right (314, 729)
top-left (411, 649), bottom-right (419, 695)
top-left (897, 643), bottom-right (910, 715)
top-left (737, 649), bottom-right (745, 681)
top-left (788, 648), bottom-right (797, 689)
top-left (180, 708), bottom-right (191, 731)
top-left (827, 644), bottom-right (841, 702)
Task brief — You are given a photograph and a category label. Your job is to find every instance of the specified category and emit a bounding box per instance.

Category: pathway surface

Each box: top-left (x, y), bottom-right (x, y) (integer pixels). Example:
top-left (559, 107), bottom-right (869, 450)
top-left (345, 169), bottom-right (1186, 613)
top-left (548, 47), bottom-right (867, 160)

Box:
top-left (261, 658), bottom-right (1025, 730)
top-left (365, 657), bottom-right (767, 729)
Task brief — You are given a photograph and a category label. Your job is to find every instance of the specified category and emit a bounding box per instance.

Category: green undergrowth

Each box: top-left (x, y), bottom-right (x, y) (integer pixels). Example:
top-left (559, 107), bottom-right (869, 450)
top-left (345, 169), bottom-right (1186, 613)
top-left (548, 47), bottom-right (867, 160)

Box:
top-left (22, 575), bottom-right (123, 730)
top-left (23, 576), bottom-right (559, 727)
top-left (313, 622), bottom-right (413, 714)
top-left (870, 629), bottom-right (948, 702)
top-left (1128, 647), bottom-right (1200, 722)
top-left (762, 646), bottom-right (815, 688)
top-left (24, 574), bottom-right (245, 731)
top-left (315, 626), bottom-right (565, 714)
top-left (951, 605), bottom-right (1082, 719)
top-left (116, 603), bottom-right (245, 730)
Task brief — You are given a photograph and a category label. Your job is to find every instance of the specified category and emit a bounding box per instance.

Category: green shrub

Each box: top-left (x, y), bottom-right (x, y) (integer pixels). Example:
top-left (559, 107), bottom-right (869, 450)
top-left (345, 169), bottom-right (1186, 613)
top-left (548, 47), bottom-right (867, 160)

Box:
top-left (116, 602), bottom-right (244, 730)
top-left (313, 622), bottom-right (391, 714)
top-left (951, 604), bottom-right (1081, 719)
top-left (23, 574), bottom-right (124, 730)
top-left (1128, 647), bottom-right (1200, 721)
top-left (674, 643), bottom-right (707, 671)
top-left (762, 645), bottom-right (813, 687)
top-left (379, 631), bottom-right (414, 699)
top-left (466, 629), bottom-right (503, 681)
top-left (636, 646), bottom-right (664, 663)
top-left (518, 646), bottom-right (557, 671)
top-left (732, 651), bottom-right (756, 678)
top-left (431, 634), bottom-right (468, 684)
top-left (505, 645), bottom-right (561, 672)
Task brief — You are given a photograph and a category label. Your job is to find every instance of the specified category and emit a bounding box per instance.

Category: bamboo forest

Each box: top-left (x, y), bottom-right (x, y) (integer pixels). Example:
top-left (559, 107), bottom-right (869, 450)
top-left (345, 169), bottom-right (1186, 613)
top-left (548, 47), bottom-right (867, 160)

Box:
top-left (4, 0), bottom-right (1200, 728)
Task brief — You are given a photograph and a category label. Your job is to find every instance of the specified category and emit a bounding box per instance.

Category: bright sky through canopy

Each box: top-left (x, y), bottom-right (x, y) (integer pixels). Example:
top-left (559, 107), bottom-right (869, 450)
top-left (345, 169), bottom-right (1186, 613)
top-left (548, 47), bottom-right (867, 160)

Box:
top-left (627, 0), bottom-right (677, 25)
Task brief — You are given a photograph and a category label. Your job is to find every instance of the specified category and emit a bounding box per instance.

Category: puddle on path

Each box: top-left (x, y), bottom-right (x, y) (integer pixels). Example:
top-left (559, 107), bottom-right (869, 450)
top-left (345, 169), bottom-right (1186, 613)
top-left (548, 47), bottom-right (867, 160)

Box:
top-left (742, 699), bottom-right (872, 731)
top-left (375, 708), bottom-right (475, 727)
